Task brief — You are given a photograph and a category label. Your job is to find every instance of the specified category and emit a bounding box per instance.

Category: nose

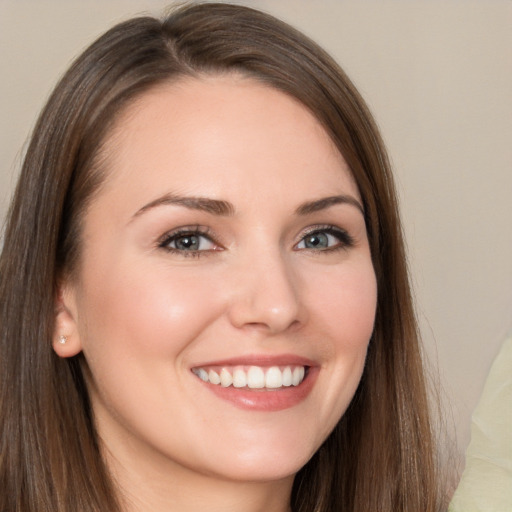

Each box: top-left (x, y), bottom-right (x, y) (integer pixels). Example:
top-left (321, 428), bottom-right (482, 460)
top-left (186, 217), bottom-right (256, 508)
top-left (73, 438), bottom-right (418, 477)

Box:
top-left (226, 249), bottom-right (305, 334)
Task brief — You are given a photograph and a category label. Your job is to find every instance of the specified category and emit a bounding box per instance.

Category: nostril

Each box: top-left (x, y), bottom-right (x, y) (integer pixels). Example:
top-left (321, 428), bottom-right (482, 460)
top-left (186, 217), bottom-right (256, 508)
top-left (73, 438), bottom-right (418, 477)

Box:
top-left (235, 319), bottom-right (302, 337)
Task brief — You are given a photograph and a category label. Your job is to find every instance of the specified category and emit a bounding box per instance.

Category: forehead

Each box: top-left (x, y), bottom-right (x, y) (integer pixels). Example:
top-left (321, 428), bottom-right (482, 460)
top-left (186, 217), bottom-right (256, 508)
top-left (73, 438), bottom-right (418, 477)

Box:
top-left (96, 75), bottom-right (359, 208)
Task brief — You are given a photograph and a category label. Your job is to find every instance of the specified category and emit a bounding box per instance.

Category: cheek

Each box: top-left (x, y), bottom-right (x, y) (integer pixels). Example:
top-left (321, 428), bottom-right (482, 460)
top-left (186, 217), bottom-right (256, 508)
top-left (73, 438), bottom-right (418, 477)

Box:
top-left (305, 258), bottom-right (377, 425)
top-left (74, 259), bottom-right (229, 441)
top-left (311, 259), bottom-right (377, 348)
top-left (76, 259), bottom-right (225, 362)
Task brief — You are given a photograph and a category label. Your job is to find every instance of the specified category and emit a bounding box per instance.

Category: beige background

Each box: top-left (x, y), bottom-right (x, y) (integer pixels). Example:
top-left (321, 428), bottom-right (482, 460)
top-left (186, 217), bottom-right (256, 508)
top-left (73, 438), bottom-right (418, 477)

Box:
top-left (1, 0), bottom-right (511, 477)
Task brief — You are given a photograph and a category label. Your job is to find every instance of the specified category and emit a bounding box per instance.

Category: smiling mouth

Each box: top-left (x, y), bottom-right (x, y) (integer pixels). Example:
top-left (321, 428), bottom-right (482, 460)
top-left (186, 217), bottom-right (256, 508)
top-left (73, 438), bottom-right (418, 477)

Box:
top-left (191, 365), bottom-right (307, 390)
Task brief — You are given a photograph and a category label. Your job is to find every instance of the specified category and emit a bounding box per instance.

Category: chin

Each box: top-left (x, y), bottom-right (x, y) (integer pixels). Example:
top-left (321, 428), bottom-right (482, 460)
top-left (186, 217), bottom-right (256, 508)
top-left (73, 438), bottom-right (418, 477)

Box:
top-left (194, 431), bottom-right (321, 483)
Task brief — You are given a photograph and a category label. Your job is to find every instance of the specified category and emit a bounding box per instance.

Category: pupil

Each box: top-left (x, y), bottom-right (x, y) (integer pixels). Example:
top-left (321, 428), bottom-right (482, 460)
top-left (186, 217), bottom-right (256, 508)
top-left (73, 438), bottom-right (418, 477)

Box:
top-left (176, 235), bottom-right (199, 250)
top-left (306, 233), bottom-right (328, 248)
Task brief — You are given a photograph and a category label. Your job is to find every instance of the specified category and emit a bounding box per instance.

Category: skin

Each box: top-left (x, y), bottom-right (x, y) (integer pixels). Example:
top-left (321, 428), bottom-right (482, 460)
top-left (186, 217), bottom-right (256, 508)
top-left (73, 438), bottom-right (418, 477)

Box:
top-left (54, 75), bottom-right (377, 512)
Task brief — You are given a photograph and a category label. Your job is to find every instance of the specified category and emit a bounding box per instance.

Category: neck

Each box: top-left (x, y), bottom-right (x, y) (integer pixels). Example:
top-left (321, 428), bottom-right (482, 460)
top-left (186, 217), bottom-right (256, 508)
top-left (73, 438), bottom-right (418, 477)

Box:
top-left (104, 441), bottom-right (294, 512)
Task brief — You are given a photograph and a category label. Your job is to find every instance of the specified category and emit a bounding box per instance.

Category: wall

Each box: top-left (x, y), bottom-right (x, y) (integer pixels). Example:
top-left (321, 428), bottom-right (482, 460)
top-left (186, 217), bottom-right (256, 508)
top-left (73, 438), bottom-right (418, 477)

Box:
top-left (1, 0), bottom-right (511, 477)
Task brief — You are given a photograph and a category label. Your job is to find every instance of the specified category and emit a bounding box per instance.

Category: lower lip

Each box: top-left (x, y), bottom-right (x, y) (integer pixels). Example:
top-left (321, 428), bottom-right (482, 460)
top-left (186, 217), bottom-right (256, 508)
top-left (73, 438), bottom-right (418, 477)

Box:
top-left (195, 367), bottom-right (318, 411)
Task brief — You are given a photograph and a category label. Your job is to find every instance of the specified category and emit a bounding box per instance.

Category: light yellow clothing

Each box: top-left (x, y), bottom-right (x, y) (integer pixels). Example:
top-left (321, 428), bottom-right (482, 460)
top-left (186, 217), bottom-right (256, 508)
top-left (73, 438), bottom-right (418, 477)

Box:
top-left (449, 332), bottom-right (512, 512)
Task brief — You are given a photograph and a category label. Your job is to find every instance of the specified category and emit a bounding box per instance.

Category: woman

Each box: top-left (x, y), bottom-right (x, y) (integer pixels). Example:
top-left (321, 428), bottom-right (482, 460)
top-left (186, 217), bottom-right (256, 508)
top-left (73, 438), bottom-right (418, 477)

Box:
top-left (0, 3), bottom-right (442, 511)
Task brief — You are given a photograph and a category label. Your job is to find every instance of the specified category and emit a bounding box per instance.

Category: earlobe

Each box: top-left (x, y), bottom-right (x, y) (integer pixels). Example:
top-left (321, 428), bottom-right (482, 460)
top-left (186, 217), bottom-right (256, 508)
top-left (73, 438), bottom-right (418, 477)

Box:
top-left (53, 285), bottom-right (83, 358)
top-left (52, 332), bottom-right (82, 358)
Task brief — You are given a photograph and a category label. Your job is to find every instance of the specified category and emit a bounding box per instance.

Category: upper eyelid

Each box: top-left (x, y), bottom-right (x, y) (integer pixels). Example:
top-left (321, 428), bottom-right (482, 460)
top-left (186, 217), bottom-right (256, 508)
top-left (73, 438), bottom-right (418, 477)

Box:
top-left (297, 223), bottom-right (350, 238)
top-left (159, 226), bottom-right (205, 242)
top-left (157, 226), bottom-right (223, 252)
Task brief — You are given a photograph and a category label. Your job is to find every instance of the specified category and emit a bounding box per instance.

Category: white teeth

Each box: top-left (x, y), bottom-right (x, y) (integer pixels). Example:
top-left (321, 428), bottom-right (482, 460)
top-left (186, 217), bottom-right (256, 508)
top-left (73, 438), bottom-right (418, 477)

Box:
top-left (247, 366), bottom-right (265, 389)
top-left (265, 366), bottom-right (282, 388)
top-left (232, 368), bottom-right (247, 388)
top-left (292, 366), bottom-right (305, 386)
top-left (195, 368), bottom-right (209, 382)
top-left (193, 365), bottom-right (307, 389)
top-left (282, 366), bottom-right (292, 387)
top-left (208, 369), bottom-right (220, 385)
top-left (220, 368), bottom-right (232, 387)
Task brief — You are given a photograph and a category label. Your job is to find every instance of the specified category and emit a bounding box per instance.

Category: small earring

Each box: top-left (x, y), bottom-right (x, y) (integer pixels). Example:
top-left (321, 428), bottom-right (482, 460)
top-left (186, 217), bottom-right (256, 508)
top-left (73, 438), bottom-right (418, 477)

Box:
top-left (58, 335), bottom-right (68, 345)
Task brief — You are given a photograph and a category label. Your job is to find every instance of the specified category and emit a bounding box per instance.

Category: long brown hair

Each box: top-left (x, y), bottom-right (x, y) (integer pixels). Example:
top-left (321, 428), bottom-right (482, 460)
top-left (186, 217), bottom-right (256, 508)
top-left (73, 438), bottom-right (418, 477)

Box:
top-left (0, 3), bottom-right (442, 511)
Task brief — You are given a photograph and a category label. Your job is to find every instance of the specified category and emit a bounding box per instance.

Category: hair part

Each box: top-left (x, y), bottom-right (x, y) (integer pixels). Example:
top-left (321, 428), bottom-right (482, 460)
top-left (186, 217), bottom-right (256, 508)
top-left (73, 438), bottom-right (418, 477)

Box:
top-left (0, 3), bottom-right (443, 511)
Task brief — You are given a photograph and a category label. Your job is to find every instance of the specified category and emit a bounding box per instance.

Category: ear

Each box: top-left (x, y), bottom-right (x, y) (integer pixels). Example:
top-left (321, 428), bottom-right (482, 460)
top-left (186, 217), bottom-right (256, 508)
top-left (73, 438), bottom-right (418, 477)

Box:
top-left (53, 282), bottom-right (83, 358)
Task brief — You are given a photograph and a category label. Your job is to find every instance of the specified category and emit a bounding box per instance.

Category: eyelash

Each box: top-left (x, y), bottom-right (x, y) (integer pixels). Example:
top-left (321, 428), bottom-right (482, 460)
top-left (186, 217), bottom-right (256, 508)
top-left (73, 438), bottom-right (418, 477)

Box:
top-left (157, 226), bottom-right (219, 258)
top-left (157, 224), bottom-right (354, 258)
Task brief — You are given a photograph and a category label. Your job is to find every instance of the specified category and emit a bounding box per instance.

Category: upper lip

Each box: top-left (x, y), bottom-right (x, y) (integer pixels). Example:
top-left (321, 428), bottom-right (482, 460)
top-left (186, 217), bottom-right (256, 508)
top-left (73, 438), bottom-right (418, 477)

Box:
top-left (191, 353), bottom-right (317, 369)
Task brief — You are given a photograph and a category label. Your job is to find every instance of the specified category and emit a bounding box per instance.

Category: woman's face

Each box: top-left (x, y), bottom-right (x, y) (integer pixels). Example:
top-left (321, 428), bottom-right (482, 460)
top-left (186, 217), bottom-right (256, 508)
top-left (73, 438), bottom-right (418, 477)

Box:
top-left (56, 76), bottom-right (377, 485)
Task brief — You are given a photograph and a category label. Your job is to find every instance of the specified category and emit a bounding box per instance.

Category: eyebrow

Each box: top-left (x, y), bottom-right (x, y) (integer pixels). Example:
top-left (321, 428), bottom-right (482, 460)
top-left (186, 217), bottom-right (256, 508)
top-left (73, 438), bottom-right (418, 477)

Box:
top-left (132, 192), bottom-right (364, 220)
top-left (132, 194), bottom-right (235, 219)
top-left (295, 195), bottom-right (364, 216)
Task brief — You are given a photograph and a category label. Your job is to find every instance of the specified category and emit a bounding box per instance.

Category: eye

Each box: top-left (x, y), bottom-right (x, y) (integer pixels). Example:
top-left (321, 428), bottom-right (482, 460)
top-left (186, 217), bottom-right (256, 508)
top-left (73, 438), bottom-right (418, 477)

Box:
top-left (158, 227), bottom-right (220, 255)
top-left (295, 226), bottom-right (353, 251)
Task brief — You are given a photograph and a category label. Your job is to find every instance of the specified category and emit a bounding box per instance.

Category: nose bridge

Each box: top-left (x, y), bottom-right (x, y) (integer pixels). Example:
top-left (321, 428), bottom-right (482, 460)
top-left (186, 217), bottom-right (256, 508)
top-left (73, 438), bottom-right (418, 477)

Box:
top-left (227, 244), bottom-right (303, 333)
